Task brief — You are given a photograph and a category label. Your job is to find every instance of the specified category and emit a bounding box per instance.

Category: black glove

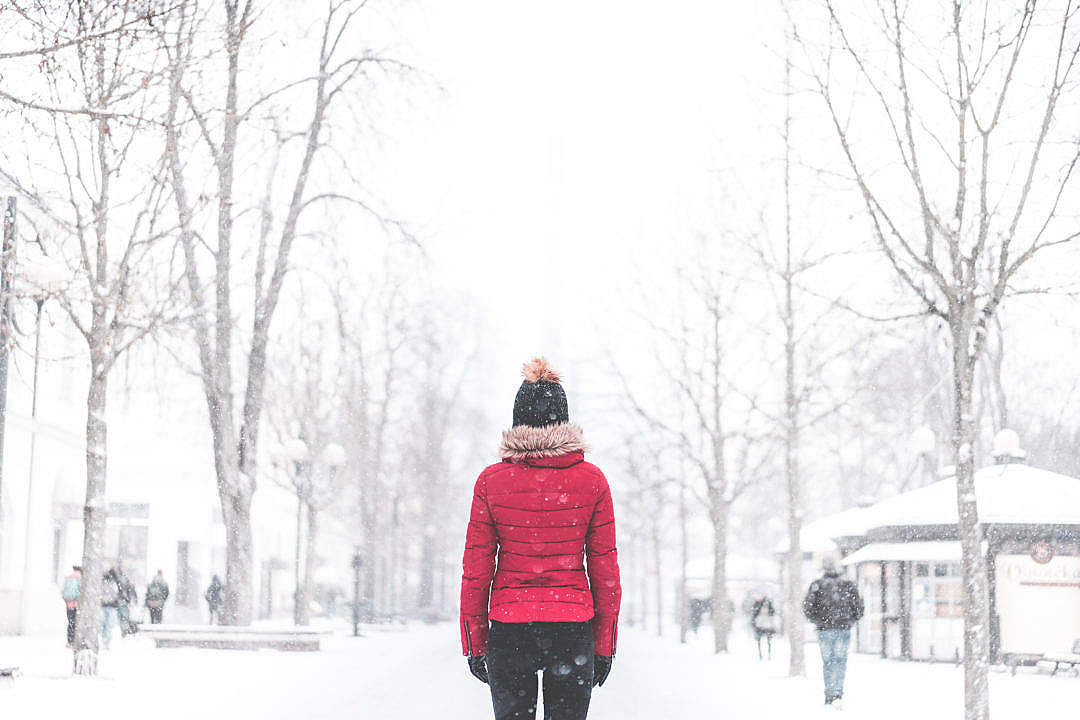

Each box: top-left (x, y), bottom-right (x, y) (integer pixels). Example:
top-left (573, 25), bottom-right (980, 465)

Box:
top-left (468, 655), bottom-right (489, 684)
top-left (593, 654), bottom-right (612, 687)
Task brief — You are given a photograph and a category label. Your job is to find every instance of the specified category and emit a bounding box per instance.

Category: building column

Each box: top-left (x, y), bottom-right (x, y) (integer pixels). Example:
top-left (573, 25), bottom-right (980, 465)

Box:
top-left (900, 561), bottom-right (911, 659)
top-left (987, 544), bottom-right (1000, 663)
top-left (879, 561), bottom-right (887, 659)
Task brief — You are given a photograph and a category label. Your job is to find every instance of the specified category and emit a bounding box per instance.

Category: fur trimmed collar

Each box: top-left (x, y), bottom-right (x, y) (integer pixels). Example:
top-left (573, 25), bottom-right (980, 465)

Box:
top-left (498, 423), bottom-right (588, 461)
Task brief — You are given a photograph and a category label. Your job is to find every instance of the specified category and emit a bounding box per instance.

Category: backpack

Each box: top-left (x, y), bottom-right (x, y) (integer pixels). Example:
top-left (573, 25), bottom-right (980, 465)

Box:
top-left (62, 576), bottom-right (81, 602)
top-left (101, 577), bottom-right (120, 606)
top-left (808, 576), bottom-right (862, 628)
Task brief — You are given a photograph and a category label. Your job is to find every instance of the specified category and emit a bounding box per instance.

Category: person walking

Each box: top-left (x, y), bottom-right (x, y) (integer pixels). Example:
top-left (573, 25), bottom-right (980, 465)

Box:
top-left (61, 566), bottom-right (82, 647)
top-left (145, 571), bottom-right (170, 625)
top-left (803, 557), bottom-right (864, 707)
top-left (205, 575), bottom-right (224, 625)
top-left (100, 567), bottom-right (123, 649)
top-left (117, 566), bottom-right (138, 637)
top-left (460, 358), bottom-right (622, 720)
top-left (749, 593), bottom-right (777, 660)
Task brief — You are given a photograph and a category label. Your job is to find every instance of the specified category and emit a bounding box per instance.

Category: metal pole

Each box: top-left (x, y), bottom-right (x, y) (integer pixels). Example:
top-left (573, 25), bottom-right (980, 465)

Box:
top-left (293, 466), bottom-right (303, 626)
top-left (18, 299), bottom-right (42, 632)
top-left (0, 196), bottom-right (15, 514)
top-left (352, 550), bottom-right (362, 637)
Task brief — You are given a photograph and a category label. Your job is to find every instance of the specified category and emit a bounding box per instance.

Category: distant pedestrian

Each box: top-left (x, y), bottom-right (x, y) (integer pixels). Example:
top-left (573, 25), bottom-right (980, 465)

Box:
top-left (205, 575), bottom-right (224, 624)
top-left (100, 567), bottom-right (123, 649)
top-left (688, 598), bottom-right (709, 634)
top-left (803, 557), bottom-right (864, 708)
top-left (145, 570), bottom-right (170, 624)
top-left (750, 593), bottom-right (777, 660)
top-left (61, 566), bottom-right (82, 647)
top-left (116, 566), bottom-right (138, 637)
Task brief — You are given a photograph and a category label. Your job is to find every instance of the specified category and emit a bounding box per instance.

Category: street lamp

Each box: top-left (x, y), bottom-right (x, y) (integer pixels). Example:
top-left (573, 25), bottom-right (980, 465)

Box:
top-left (271, 438), bottom-right (345, 626)
top-left (912, 426), bottom-right (936, 488)
top-left (280, 438), bottom-right (309, 626)
top-left (14, 259), bottom-right (67, 630)
top-left (351, 549), bottom-right (363, 637)
top-left (321, 442), bottom-right (346, 469)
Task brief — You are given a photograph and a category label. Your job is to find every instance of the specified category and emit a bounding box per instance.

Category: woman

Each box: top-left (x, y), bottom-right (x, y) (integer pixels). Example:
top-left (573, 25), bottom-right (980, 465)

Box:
top-left (750, 593), bottom-right (777, 660)
top-left (205, 575), bottom-right (224, 624)
top-left (145, 570), bottom-right (170, 624)
top-left (460, 358), bottom-right (621, 720)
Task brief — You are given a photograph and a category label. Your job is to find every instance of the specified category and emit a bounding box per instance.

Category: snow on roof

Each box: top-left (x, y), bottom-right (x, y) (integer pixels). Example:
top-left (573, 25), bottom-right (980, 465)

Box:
top-left (775, 504), bottom-right (874, 554)
top-left (856, 462), bottom-right (1080, 528)
top-left (841, 541), bottom-right (962, 565)
top-left (775, 463), bottom-right (1080, 556)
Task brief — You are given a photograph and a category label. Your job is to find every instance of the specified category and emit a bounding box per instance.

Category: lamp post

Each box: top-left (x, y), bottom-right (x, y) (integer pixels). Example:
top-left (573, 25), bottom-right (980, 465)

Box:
top-left (912, 427), bottom-right (936, 489)
top-left (280, 438), bottom-right (309, 626)
top-left (351, 549), bottom-right (363, 637)
top-left (271, 439), bottom-right (346, 626)
top-left (15, 259), bottom-right (66, 631)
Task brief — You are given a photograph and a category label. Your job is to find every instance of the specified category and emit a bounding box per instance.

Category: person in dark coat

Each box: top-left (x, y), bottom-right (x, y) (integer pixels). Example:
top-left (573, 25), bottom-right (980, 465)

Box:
top-left (116, 566), bottom-right (138, 637)
top-left (145, 570), bottom-right (170, 624)
top-left (803, 557), bottom-right (864, 707)
top-left (749, 593), bottom-right (777, 660)
top-left (688, 598), bottom-right (709, 634)
top-left (460, 358), bottom-right (622, 720)
top-left (61, 566), bottom-right (82, 647)
top-left (205, 575), bottom-right (224, 624)
top-left (100, 567), bottom-right (123, 649)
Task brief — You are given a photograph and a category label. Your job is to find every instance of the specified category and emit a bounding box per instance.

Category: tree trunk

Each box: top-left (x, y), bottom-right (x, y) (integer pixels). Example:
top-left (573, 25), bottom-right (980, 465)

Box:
top-left (784, 348), bottom-right (805, 675)
top-left (652, 515), bottom-right (663, 637)
top-left (388, 493), bottom-right (400, 617)
top-left (300, 504), bottom-right (318, 626)
top-left (74, 355), bottom-right (108, 662)
top-left (709, 499), bottom-right (730, 653)
top-left (952, 313), bottom-right (991, 720)
top-left (417, 527), bottom-right (435, 610)
top-left (679, 479), bottom-right (689, 644)
top-left (220, 490), bottom-right (254, 626)
top-left (361, 470), bottom-right (378, 622)
top-left (782, 41), bottom-right (805, 677)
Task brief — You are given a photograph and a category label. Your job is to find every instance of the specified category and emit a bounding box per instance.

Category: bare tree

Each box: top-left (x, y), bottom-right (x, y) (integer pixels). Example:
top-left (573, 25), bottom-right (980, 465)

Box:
top-left (792, 2), bottom-right (1080, 716)
top-left (265, 308), bottom-right (346, 626)
top-left (408, 307), bottom-right (483, 616)
top-left (0, 1), bottom-right (169, 65)
top-left (0, 2), bottom-right (180, 667)
top-left (329, 262), bottom-right (408, 621)
top-left (162, 0), bottom-right (406, 624)
top-left (620, 259), bottom-right (770, 654)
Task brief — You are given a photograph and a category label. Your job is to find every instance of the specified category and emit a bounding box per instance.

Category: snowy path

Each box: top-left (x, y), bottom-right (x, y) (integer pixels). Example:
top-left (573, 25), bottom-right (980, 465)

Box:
top-left (0, 623), bottom-right (1076, 718)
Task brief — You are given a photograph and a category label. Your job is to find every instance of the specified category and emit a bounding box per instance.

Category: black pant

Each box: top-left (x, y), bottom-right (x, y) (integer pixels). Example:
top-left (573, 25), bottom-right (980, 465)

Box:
top-left (66, 608), bottom-right (77, 644)
top-left (487, 621), bottom-right (594, 720)
top-left (149, 607), bottom-right (163, 624)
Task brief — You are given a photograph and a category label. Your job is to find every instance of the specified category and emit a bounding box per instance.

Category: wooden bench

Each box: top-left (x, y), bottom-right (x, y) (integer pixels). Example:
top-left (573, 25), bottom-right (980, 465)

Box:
top-left (1002, 652), bottom-right (1043, 676)
top-left (140, 625), bottom-right (326, 652)
top-left (1041, 640), bottom-right (1080, 677)
top-left (0, 667), bottom-right (18, 679)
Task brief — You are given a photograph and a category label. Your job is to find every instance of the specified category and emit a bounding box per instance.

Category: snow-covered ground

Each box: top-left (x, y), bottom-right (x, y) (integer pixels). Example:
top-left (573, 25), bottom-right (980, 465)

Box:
top-left (0, 622), bottom-right (1075, 718)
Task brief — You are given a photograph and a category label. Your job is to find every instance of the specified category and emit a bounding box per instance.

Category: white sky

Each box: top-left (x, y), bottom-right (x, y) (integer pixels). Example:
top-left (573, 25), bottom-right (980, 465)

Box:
top-left (374, 1), bottom-right (778, 374)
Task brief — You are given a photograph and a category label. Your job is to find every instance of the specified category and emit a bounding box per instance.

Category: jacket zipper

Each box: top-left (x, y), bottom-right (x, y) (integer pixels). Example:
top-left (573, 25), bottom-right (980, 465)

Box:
top-left (463, 617), bottom-right (474, 656)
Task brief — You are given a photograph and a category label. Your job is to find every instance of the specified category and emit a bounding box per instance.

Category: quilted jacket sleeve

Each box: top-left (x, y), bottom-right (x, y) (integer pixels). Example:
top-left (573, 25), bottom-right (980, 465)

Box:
top-left (460, 471), bottom-right (497, 656)
top-left (585, 471), bottom-right (621, 656)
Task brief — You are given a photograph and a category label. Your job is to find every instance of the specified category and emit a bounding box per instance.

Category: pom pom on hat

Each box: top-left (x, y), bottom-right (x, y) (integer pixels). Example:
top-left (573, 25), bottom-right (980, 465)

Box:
top-left (522, 357), bottom-right (561, 384)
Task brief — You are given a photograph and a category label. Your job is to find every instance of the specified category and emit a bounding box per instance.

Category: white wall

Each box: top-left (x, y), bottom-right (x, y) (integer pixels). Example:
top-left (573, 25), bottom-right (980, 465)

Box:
top-left (997, 553), bottom-right (1080, 656)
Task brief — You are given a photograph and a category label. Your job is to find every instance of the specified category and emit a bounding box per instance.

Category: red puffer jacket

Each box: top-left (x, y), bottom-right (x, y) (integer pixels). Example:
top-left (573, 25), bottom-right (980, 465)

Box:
top-left (460, 423), bottom-right (621, 657)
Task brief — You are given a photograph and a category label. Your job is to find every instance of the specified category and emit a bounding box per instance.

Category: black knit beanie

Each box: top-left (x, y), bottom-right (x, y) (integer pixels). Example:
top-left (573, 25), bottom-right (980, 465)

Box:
top-left (512, 358), bottom-right (569, 428)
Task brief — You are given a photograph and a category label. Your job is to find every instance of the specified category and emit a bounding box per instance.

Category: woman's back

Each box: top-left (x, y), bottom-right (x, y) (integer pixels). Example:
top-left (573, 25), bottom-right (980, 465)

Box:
top-left (460, 423), bottom-right (620, 657)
